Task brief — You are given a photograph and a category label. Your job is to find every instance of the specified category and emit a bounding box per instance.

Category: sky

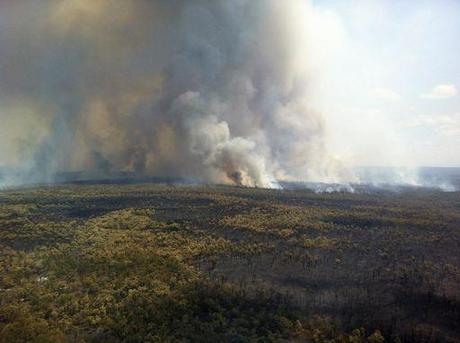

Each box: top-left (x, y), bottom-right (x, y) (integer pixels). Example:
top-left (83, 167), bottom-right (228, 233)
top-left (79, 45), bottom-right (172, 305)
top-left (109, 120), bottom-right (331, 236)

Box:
top-left (0, 0), bottom-right (459, 189)
top-left (311, 0), bottom-right (460, 167)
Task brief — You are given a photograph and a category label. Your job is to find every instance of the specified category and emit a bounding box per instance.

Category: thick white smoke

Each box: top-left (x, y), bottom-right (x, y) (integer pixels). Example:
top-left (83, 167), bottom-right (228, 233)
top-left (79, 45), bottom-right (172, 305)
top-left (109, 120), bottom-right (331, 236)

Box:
top-left (0, 0), bottom-right (351, 188)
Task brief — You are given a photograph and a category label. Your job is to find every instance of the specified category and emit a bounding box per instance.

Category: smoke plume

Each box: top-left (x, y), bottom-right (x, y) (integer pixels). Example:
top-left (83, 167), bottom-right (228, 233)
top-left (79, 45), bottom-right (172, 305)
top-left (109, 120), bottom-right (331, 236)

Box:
top-left (0, 0), bottom-right (349, 188)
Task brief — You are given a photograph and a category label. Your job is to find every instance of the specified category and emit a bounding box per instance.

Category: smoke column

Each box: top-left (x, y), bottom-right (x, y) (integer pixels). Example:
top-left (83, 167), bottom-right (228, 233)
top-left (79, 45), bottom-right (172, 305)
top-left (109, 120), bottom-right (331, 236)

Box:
top-left (0, 0), bottom-right (351, 188)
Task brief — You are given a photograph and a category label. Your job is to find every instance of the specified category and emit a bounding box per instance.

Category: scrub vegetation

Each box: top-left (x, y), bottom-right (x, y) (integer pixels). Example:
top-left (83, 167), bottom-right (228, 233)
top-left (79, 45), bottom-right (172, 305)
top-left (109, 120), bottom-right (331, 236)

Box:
top-left (0, 183), bottom-right (459, 342)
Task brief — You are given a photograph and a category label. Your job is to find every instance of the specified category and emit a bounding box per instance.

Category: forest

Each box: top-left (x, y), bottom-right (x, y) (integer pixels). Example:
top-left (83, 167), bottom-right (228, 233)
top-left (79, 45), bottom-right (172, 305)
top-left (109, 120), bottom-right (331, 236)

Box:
top-left (0, 183), bottom-right (459, 342)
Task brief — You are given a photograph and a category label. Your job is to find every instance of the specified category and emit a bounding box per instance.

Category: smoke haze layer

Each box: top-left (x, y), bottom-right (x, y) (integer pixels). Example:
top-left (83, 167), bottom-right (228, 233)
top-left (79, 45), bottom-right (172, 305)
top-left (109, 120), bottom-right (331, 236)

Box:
top-left (6, 0), bottom-right (446, 190)
top-left (1, 0), bottom-right (349, 188)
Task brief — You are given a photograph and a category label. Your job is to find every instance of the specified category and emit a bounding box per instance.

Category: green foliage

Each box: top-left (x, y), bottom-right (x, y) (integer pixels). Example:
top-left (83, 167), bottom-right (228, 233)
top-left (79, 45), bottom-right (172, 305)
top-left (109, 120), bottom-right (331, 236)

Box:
top-left (1, 183), bottom-right (459, 342)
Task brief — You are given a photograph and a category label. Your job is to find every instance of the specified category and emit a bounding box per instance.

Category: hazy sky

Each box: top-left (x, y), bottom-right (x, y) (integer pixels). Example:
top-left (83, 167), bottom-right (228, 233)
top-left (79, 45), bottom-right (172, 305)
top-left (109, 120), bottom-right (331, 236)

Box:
top-left (311, 0), bottom-right (460, 167)
top-left (0, 0), bottom-right (458, 185)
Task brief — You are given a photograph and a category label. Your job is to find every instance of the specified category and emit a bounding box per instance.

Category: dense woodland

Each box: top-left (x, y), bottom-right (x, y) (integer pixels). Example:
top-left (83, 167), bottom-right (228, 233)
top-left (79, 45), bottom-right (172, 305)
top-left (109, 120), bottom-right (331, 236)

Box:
top-left (0, 183), bottom-right (459, 342)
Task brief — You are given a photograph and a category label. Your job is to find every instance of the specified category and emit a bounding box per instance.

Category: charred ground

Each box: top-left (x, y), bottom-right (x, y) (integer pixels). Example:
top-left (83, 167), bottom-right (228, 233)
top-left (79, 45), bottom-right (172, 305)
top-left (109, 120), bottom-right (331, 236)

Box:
top-left (0, 183), bottom-right (459, 342)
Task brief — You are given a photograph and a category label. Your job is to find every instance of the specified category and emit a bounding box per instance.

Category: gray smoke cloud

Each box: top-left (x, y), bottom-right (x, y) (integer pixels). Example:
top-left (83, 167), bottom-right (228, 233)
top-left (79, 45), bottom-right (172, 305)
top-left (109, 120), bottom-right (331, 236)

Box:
top-left (0, 0), bottom-right (348, 188)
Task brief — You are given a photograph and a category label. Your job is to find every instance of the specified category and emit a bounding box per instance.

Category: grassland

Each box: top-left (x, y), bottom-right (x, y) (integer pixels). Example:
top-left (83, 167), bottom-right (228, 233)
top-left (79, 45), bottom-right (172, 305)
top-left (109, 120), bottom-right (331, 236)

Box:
top-left (0, 183), bottom-right (459, 342)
